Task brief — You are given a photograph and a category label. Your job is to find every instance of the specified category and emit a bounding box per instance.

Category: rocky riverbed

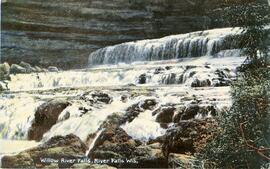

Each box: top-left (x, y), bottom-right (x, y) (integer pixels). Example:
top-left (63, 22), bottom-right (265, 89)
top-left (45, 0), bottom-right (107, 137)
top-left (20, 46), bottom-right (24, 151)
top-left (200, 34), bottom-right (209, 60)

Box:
top-left (0, 55), bottom-right (244, 168)
top-left (0, 26), bottom-right (247, 168)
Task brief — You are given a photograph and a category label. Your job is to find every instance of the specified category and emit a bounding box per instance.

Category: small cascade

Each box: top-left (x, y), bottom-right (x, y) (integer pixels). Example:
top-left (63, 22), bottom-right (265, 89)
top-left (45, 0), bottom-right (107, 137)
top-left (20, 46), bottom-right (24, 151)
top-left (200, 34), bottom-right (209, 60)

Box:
top-left (85, 129), bottom-right (104, 156)
top-left (41, 97), bottom-right (130, 142)
top-left (0, 94), bottom-right (44, 140)
top-left (121, 109), bottom-right (166, 142)
top-left (7, 56), bottom-right (244, 91)
top-left (88, 28), bottom-right (240, 65)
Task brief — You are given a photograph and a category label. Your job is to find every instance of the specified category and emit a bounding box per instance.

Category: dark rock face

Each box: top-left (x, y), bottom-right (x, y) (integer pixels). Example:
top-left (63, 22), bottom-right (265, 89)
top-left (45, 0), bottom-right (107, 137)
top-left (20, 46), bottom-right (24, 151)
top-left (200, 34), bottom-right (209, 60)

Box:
top-left (168, 153), bottom-right (203, 168)
top-left (88, 127), bottom-right (167, 168)
top-left (138, 74), bottom-right (147, 84)
top-left (9, 64), bottom-right (27, 74)
top-left (1, 134), bottom-right (87, 168)
top-left (154, 106), bottom-right (176, 123)
top-left (162, 119), bottom-right (219, 155)
top-left (28, 99), bottom-right (70, 141)
top-left (1, 0), bottom-right (225, 69)
top-left (80, 91), bottom-right (113, 105)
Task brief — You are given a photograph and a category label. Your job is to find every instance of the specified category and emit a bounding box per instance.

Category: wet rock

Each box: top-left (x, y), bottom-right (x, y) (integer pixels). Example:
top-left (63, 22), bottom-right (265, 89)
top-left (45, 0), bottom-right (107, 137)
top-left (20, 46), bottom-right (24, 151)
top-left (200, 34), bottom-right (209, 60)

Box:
top-left (81, 91), bottom-right (113, 105)
top-left (168, 153), bottom-right (203, 168)
top-left (10, 64), bottom-right (27, 74)
top-left (162, 119), bottom-right (219, 155)
top-left (120, 99), bottom-right (157, 124)
top-left (88, 127), bottom-right (137, 159)
top-left (173, 103), bottom-right (217, 121)
top-left (48, 66), bottom-right (59, 72)
top-left (28, 99), bottom-right (70, 141)
top-left (91, 92), bottom-right (112, 104)
top-left (154, 106), bottom-right (176, 123)
top-left (131, 145), bottom-right (167, 168)
top-left (165, 66), bottom-right (172, 70)
top-left (19, 61), bottom-right (36, 73)
top-left (140, 99), bottom-right (157, 110)
top-left (120, 95), bottom-right (128, 103)
top-left (0, 81), bottom-right (8, 91)
top-left (191, 78), bottom-right (211, 87)
top-left (1, 134), bottom-right (87, 168)
top-left (88, 127), bottom-right (166, 168)
top-left (154, 67), bottom-right (165, 74)
top-left (181, 104), bottom-right (200, 120)
top-left (0, 62), bottom-right (10, 80)
top-left (138, 74), bottom-right (147, 84)
top-left (34, 66), bottom-right (43, 72)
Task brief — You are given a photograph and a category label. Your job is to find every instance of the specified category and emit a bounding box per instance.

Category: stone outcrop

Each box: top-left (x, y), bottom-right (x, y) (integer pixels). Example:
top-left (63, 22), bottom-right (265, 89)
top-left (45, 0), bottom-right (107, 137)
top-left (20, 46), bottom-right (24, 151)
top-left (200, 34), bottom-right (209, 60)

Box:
top-left (28, 99), bottom-right (70, 141)
top-left (0, 62), bottom-right (11, 83)
top-left (162, 119), bottom-right (219, 155)
top-left (1, 0), bottom-right (231, 69)
top-left (1, 134), bottom-right (87, 168)
top-left (87, 127), bottom-right (167, 168)
top-left (168, 153), bottom-right (203, 168)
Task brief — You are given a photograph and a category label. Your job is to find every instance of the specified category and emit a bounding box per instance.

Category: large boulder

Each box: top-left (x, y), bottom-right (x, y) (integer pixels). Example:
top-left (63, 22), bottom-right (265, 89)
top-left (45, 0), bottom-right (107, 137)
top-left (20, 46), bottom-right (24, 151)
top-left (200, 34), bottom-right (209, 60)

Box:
top-left (28, 99), bottom-right (70, 141)
top-left (10, 64), bottom-right (27, 74)
top-left (154, 106), bottom-right (176, 123)
top-left (80, 91), bottom-right (113, 105)
top-left (48, 66), bottom-right (59, 72)
top-left (162, 119), bottom-right (219, 155)
top-left (0, 62), bottom-right (10, 81)
top-left (191, 78), bottom-right (211, 87)
top-left (168, 153), bottom-right (203, 168)
top-left (19, 61), bottom-right (36, 73)
top-left (1, 134), bottom-right (87, 168)
top-left (88, 127), bottom-right (167, 168)
top-left (172, 101), bottom-right (217, 121)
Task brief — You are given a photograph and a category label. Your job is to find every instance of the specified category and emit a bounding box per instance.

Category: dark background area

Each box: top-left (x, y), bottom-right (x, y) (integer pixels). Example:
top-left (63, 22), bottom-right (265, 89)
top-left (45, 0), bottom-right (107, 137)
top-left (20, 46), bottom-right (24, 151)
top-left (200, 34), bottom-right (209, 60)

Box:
top-left (0, 0), bottom-right (266, 69)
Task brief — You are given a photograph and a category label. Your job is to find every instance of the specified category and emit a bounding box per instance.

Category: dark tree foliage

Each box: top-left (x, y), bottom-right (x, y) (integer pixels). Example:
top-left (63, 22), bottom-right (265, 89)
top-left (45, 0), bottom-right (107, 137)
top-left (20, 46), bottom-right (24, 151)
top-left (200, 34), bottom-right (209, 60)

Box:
top-left (221, 0), bottom-right (270, 68)
top-left (199, 0), bottom-right (270, 168)
top-left (201, 69), bottom-right (270, 168)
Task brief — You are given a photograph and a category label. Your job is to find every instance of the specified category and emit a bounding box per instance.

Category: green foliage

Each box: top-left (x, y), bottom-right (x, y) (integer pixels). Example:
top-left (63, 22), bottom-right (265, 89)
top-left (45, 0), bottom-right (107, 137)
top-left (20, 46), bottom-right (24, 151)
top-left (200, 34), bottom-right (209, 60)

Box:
top-left (222, 1), bottom-right (270, 67)
top-left (200, 68), bottom-right (270, 169)
top-left (199, 1), bottom-right (270, 168)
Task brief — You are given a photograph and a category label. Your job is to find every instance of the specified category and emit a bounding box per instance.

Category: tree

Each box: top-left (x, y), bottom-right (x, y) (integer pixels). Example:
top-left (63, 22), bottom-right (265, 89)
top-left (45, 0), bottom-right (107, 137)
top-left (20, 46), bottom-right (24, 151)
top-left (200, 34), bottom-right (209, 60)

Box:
top-left (199, 0), bottom-right (270, 168)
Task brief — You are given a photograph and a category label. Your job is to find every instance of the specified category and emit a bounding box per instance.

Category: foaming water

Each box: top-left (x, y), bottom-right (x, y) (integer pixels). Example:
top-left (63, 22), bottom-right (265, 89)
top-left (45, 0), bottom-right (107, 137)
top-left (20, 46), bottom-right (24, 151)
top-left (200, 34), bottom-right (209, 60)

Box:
top-left (7, 56), bottom-right (244, 92)
top-left (42, 95), bottom-right (131, 142)
top-left (0, 94), bottom-right (44, 139)
top-left (0, 27), bottom-right (247, 157)
top-left (121, 109), bottom-right (166, 141)
top-left (88, 28), bottom-right (241, 65)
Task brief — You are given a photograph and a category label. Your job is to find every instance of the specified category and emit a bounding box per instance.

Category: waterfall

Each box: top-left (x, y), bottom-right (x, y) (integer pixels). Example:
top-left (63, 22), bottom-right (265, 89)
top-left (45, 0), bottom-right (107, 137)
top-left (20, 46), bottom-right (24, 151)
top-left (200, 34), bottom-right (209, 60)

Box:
top-left (0, 27), bottom-right (247, 167)
top-left (88, 28), bottom-right (240, 65)
top-left (7, 56), bottom-right (243, 92)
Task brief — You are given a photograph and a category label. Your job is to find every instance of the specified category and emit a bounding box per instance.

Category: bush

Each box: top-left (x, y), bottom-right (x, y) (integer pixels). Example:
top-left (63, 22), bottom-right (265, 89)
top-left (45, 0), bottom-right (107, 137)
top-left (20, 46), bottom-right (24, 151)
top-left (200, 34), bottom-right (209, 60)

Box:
top-left (200, 68), bottom-right (270, 168)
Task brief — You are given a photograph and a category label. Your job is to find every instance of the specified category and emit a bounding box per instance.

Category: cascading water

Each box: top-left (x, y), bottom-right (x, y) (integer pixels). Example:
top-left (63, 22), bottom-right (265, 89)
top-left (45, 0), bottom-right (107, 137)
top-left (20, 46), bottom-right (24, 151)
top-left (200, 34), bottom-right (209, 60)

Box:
top-left (88, 28), bottom-right (240, 65)
top-left (0, 27), bottom-right (245, 167)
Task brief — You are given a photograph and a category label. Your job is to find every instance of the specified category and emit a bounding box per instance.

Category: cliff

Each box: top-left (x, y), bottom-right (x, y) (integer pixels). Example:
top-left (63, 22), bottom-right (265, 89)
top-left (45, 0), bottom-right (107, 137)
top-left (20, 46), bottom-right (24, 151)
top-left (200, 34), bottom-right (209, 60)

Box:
top-left (1, 0), bottom-right (265, 69)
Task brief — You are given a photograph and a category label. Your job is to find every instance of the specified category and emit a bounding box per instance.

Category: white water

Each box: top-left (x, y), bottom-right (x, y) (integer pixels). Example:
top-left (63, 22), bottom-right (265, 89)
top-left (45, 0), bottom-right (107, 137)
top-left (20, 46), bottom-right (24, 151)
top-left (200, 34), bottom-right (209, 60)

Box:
top-left (7, 56), bottom-right (244, 92)
top-left (85, 129), bottom-right (104, 156)
top-left (0, 93), bottom-right (44, 139)
top-left (42, 95), bottom-right (130, 142)
top-left (89, 27), bottom-right (241, 65)
top-left (121, 109), bottom-right (166, 142)
top-left (0, 27), bottom-right (245, 162)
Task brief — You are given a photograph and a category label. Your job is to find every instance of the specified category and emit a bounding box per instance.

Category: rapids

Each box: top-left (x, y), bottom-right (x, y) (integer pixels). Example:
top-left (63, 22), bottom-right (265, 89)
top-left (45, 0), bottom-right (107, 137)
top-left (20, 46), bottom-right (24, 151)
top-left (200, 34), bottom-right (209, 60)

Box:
top-left (0, 27), bottom-right (245, 163)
